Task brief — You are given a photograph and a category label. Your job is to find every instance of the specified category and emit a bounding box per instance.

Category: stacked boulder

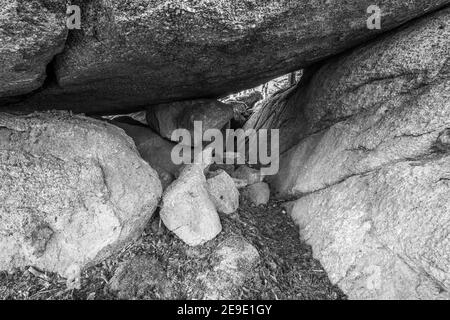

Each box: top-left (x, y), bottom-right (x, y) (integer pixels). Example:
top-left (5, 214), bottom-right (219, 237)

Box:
top-left (233, 166), bottom-right (271, 206)
top-left (0, 0), bottom-right (448, 301)
top-left (114, 99), bottom-right (239, 246)
top-left (247, 8), bottom-right (450, 299)
top-left (159, 155), bottom-right (223, 247)
top-left (111, 117), bottom-right (181, 190)
top-left (159, 147), bottom-right (240, 246)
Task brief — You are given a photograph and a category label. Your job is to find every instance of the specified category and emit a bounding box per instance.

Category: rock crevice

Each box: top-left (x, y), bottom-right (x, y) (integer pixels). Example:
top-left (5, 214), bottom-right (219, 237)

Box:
top-left (245, 7), bottom-right (450, 299)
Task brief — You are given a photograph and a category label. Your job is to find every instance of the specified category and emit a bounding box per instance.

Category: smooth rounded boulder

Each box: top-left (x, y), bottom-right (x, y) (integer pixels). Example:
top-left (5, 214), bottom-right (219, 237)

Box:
top-left (0, 112), bottom-right (162, 279)
top-left (160, 149), bottom-right (222, 246)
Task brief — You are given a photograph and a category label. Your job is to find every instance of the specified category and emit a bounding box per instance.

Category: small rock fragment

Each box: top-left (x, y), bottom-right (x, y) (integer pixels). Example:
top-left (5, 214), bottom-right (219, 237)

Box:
top-left (232, 165), bottom-right (262, 185)
top-left (242, 182), bottom-right (271, 206)
top-left (232, 178), bottom-right (248, 189)
top-left (207, 170), bottom-right (239, 214)
top-left (197, 235), bottom-right (260, 300)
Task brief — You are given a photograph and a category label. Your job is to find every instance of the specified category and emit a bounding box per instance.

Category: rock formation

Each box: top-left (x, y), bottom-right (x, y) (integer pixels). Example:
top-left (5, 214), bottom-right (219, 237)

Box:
top-left (207, 170), bottom-right (239, 214)
top-left (249, 8), bottom-right (450, 299)
top-left (0, 0), bottom-right (67, 98)
top-left (1, 0), bottom-right (449, 113)
top-left (197, 235), bottom-right (260, 300)
top-left (242, 182), bottom-right (271, 206)
top-left (111, 117), bottom-right (181, 190)
top-left (0, 0), bottom-right (449, 301)
top-left (0, 111), bottom-right (162, 279)
top-left (160, 148), bottom-right (222, 246)
top-left (146, 99), bottom-right (233, 146)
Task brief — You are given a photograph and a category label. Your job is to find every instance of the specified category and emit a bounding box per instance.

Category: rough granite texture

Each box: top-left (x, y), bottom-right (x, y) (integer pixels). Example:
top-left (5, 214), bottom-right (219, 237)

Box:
top-left (146, 99), bottom-right (233, 146)
top-left (242, 182), bottom-right (271, 206)
top-left (2, 0), bottom-right (449, 113)
top-left (160, 162), bottom-right (222, 246)
top-left (197, 235), bottom-right (260, 300)
top-left (266, 8), bottom-right (450, 299)
top-left (0, 112), bottom-right (162, 278)
top-left (111, 117), bottom-right (181, 190)
top-left (289, 156), bottom-right (450, 299)
top-left (207, 170), bottom-right (239, 214)
top-left (0, 0), bottom-right (67, 97)
top-left (266, 8), bottom-right (450, 197)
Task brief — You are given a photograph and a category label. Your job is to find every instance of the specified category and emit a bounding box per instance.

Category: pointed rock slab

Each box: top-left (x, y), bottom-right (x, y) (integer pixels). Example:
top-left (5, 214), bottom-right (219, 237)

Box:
top-left (2, 0), bottom-right (449, 113)
top-left (207, 170), bottom-right (239, 215)
top-left (146, 99), bottom-right (233, 147)
top-left (0, 112), bottom-right (162, 279)
top-left (160, 152), bottom-right (222, 246)
top-left (0, 0), bottom-right (67, 97)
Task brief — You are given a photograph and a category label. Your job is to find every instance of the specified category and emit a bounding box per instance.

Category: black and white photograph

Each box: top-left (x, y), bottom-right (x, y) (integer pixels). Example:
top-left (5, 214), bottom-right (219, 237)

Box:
top-left (0, 0), bottom-right (449, 307)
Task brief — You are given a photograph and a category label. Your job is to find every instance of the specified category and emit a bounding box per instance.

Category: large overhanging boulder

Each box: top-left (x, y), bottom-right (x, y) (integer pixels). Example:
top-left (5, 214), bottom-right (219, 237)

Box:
top-left (1, 0), bottom-right (449, 114)
top-left (257, 8), bottom-right (449, 299)
top-left (0, 112), bottom-right (162, 280)
top-left (0, 0), bottom-right (67, 97)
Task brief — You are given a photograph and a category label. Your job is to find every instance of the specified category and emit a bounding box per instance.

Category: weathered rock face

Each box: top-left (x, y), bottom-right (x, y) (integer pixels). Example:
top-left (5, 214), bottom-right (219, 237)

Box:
top-left (160, 161), bottom-right (222, 246)
top-left (266, 7), bottom-right (450, 197)
top-left (207, 170), bottom-right (239, 214)
top-left (225, 91), bottom-right (263, 129)
top-left (0, 0), bottom-right (67, 97)
top-left (289, 157), bottom-right (450, 300)
top-left (243, 84), bottom-right (306, 155)
top-left (146, 99), bottom-right (233, 146)
top-left (0, 112), bottom-right (162, 278)
top-left (242, 182), bottom-right (271, 206)
top-left (267, 8), bottom-right (450, 299)
top-left (109, 255), bottom-right (171, 300)
top-left (197, 235), bottom-right (260, 300)
top-left (247, 8), bottom-right (450, 157)
top-left (111, 117), bottom-right (181, 190)
top-left (2, 0), bottom-right (449, 114)
top-left (232, 165), bottom-right (262, 186)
